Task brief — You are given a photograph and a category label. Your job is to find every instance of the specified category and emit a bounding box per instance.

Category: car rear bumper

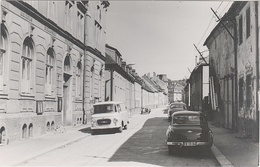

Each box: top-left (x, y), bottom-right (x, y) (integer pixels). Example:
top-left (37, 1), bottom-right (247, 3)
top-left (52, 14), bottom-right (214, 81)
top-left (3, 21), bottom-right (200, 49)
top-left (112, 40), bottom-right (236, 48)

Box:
top-left (167, 141), bottom-right (212, 146)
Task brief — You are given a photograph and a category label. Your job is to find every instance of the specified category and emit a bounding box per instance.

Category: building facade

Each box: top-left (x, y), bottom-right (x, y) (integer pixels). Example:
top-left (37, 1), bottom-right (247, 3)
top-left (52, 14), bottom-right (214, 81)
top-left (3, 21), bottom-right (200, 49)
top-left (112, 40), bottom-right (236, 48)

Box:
top-left (204, 1), bottom-right (259, 140)
top-left (0, 0), bottom-right (109, 144)
top-left (104, 45), bottom-right (136, 115)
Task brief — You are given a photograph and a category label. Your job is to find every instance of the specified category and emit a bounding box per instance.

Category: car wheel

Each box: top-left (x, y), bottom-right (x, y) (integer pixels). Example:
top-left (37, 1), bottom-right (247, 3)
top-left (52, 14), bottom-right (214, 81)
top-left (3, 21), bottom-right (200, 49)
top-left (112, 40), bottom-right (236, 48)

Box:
top-left (118, 126), bottom-right (123, 133)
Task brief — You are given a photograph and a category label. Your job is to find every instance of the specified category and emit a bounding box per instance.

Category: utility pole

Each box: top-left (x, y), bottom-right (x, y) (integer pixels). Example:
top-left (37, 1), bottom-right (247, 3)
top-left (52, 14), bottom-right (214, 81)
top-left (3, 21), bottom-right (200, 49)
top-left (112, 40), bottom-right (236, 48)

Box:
top-left (193, 44), bottom-right (208, 65)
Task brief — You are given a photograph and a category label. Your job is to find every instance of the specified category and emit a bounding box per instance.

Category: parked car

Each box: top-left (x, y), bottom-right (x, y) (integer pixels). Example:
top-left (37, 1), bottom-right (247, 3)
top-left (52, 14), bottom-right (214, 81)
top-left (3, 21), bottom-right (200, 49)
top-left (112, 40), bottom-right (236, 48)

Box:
top-left (91, 101), bottom-right (129, 134)
top-left (166, 111), bottom-right (213, 154)
top-left (168, 102), bottom-right (186, 122)
top-left (141, 107), bottom-right (151, 114)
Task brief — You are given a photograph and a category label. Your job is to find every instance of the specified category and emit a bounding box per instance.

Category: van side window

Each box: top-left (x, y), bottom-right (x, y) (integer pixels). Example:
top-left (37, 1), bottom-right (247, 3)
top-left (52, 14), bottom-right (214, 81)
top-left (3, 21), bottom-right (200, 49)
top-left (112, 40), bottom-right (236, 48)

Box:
top-left (117, 104), bottom-right (121, 112)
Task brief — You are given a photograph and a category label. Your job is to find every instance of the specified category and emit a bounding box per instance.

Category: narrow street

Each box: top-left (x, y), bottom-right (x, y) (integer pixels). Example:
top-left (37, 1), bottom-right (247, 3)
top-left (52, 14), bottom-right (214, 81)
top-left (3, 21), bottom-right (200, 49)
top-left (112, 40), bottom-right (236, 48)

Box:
top-left (19, 108), bottom-right (218, 166)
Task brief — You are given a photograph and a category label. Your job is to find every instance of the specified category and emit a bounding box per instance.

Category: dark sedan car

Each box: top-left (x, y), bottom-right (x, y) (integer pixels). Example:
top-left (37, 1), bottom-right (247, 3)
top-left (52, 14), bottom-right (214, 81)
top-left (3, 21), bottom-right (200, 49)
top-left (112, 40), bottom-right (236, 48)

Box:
top-left (167, 102), bottom-right (186, 122)
top-left (166, 111), bottom-right (213, 154)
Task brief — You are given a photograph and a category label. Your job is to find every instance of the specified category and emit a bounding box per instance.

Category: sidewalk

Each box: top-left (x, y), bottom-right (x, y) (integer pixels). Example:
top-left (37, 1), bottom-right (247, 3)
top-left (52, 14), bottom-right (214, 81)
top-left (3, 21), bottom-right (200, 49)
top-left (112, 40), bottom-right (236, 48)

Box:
top-left (0, 124), bottom-right (92, 166)
top-left (0, 107), bottom-right (163, 166)
top-left (209, 123), bottom-right (259, 167)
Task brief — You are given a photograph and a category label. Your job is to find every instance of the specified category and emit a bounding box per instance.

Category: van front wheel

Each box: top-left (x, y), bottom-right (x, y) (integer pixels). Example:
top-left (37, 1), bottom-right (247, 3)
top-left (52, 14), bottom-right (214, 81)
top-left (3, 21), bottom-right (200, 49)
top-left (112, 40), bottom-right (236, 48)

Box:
top-left (118, 126), bottom-right (122, 133)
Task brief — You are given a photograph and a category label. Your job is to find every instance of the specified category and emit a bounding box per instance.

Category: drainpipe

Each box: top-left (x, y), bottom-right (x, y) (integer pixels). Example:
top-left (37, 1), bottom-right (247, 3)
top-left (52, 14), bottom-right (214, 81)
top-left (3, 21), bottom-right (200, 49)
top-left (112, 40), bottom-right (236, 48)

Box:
top-left (233, 14), bottom-right (238, 131)
top-left (110, 69), bottom-right (113, 101)
top-left (255, 1), bottom-right (259, 140)
top-left (82, 9), bottom-right (87, 124)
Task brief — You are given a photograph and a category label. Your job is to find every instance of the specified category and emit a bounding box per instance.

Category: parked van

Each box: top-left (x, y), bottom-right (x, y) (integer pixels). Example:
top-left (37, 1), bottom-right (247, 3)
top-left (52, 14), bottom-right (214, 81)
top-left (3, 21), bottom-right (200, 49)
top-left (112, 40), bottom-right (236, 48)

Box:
top-left (91, 101), bottom-right (129, 133)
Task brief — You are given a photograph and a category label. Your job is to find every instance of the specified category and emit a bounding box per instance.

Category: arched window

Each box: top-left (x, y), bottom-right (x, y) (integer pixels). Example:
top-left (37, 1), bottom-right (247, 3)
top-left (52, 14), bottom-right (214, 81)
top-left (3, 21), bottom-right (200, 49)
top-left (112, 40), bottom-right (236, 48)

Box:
top-left (21, 37), bottom-right (34, 94)
top-left (76, 61), bottom-right (82, 98)
top-left (22, 124), bottom-right (27, 138)
top-left (0, 126), bottom-right (6, 144)
top-left (64, 54), bottom-right (71, 73)
top-left (46, 122), bottom-right (50, 132)
top-left (51, 121), bottom-right (55, 130)
top-left (28, 123), bottom-right (33, 137)
top-left (46, 48), bottom-right (55, 96)
top-left (0, 24), bottom-right (8, 92)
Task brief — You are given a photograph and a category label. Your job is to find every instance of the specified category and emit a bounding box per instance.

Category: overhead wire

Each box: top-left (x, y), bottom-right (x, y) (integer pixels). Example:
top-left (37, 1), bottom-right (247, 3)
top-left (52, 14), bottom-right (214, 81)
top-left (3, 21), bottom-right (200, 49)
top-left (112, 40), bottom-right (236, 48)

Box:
top-left (197, 1), bottom-right (224, 50)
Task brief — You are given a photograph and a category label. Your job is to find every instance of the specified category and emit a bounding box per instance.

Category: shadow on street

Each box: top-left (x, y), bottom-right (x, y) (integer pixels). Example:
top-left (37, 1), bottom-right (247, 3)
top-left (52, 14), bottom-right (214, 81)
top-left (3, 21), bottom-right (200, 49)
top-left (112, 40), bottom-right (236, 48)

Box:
top-left (78, 127), bottom-right (120, 135)
top-left (109, 117), bottom-right (217, 166)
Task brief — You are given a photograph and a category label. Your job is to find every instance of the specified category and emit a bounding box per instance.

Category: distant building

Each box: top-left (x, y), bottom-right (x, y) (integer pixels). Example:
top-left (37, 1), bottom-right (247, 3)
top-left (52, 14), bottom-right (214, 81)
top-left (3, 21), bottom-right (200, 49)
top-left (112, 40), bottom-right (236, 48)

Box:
top-left (105, 44), bottom-right (136, 115)
top-left (184, 57), bottom-right (209, 113)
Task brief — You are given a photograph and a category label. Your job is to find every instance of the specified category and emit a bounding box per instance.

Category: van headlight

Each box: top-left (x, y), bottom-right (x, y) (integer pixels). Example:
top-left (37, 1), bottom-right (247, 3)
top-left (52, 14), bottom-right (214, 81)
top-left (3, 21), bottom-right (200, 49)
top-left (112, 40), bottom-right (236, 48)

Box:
top-left (113, 118), bottom-right (118, 125)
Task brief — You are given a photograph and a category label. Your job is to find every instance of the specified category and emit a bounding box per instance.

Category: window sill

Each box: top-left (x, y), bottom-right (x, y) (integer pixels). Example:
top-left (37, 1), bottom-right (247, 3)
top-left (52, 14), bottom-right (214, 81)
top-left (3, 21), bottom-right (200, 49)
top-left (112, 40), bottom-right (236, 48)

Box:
top-left (0, 93), bottom-right (8, 99)
top-left (45, 95), bottom-right (56, 100)
top-left (75, 97), bottom-right (83, 102)
top-left (20, 93), bottom-right (35, 100)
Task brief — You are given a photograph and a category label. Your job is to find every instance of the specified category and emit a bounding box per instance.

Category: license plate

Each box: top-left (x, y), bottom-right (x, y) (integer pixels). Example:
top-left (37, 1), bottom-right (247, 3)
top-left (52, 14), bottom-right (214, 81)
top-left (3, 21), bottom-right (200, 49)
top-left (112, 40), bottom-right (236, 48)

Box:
top-left (184, 142), bottom-right (196, 146)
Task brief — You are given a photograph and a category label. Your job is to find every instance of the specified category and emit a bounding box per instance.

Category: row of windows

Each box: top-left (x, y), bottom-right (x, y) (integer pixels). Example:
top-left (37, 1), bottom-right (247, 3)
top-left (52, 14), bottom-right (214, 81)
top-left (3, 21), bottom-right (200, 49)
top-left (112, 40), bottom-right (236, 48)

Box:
top-left (0, 24), bottom-right (83, 98)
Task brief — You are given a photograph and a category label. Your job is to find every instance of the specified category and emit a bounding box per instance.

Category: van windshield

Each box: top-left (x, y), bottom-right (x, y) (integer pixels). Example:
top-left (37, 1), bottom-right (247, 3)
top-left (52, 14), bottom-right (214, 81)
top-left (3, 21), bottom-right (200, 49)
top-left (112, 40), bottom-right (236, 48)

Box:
top-left (93, 104), bottom-right (115, 114)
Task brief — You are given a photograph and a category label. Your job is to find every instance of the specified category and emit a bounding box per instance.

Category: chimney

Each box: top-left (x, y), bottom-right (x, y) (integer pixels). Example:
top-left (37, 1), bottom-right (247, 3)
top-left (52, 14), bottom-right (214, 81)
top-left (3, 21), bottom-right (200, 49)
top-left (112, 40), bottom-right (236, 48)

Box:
top-left (147, 72), bottom-right (150, 78)
top-left (153, 72), bottom-right (156, 77)
top-left (122, 61), bottom-right (126, 71)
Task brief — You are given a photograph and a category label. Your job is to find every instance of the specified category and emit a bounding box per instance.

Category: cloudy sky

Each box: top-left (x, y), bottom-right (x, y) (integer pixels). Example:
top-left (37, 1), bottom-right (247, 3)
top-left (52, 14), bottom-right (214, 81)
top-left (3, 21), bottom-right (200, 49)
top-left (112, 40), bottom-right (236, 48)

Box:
top-left (106, 1), bottom-right (232, 81)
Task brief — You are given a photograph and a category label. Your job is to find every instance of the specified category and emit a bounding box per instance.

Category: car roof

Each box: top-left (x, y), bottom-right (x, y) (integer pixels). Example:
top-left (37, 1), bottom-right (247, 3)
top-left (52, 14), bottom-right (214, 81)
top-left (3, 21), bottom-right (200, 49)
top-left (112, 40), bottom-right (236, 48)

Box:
top-left (172, 110), bottom-right (202, 116)
top-left (170, 102), bottom-right (186, 105)
top-left (93, 101), bottom-right (123, 106)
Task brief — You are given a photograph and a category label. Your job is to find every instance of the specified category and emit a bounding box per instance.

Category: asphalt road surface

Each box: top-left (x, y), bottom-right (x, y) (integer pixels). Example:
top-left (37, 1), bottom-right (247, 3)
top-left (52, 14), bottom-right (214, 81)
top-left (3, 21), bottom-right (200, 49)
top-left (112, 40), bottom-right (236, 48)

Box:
top-left (20, 108), bottom-right (219, 166)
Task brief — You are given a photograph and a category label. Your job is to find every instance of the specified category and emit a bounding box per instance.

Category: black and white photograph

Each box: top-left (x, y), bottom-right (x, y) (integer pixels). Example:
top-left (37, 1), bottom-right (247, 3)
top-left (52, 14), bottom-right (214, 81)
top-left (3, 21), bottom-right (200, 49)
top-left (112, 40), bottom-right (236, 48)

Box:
top-left (0, 0), bottom-right (259, 166)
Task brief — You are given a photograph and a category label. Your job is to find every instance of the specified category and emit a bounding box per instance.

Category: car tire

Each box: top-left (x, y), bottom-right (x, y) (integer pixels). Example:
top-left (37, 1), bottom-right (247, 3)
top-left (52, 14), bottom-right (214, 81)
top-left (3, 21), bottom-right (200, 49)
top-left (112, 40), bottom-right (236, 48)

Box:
top-left (118, 126), bottom-right (123, 133)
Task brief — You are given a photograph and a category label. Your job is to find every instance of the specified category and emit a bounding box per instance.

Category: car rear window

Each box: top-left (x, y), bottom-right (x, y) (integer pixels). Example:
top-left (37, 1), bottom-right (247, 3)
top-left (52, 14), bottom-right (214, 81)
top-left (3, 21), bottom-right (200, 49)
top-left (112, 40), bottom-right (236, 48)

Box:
top-left (94, 104), bottom-right (115, 114)
top-left (170, 104), bottom-right (186, 109)
top-left (172, 115), bottom-right (205, 125)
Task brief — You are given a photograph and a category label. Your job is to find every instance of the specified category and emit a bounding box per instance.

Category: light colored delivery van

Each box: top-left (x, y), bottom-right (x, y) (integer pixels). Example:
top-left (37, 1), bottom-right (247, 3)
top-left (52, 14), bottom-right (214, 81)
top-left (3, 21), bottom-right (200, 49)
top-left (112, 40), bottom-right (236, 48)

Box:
top-left (91, 101), bottom-right (129, 133)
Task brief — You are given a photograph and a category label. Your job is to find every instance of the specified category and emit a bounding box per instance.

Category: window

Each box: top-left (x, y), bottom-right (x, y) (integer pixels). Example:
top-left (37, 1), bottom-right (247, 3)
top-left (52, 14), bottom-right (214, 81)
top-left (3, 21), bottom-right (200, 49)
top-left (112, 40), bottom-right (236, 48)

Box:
top-left (77, 11), bottom-right (84, 40)
top-left (76, 61), bottom-right (82, 98)
top-left (239, 15), bottom-right (243, 44)
top-left (0, 24), bottom-right (8, 92)
top-left (65, 1), bottom-right (74, 31)
top-left (21, 37), bottom-right (34, 94)
top-left (246, 75), bottom-right (252, 108)
top-left (239, 78), bottom-right (244, 108)
top-left (94, 104), bottom-right (114, 114)
top-left (45, 48), bottom-right (55, 96)
top-left (64, 54), bottom-right (71, 73)
top-left (246, 7), bottom-right (251, 38)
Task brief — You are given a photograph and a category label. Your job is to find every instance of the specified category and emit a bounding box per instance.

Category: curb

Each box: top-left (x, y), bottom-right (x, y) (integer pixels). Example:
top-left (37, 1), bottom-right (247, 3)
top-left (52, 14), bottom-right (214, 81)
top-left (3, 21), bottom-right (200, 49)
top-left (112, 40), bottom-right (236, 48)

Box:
top-left (14, 133), bottom-right (90, 166)
top-left (12, 124), bottom-right (92, 166)
top-left (211, 144), bottom-right (234, 167)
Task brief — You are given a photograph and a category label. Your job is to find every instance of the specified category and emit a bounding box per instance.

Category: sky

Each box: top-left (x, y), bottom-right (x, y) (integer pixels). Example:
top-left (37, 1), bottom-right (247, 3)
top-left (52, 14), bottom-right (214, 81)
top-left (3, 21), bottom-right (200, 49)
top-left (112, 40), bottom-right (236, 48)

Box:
top-left (105, 1), bottom-right (233, 81)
